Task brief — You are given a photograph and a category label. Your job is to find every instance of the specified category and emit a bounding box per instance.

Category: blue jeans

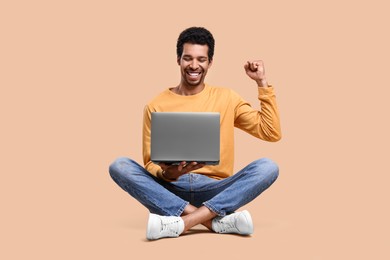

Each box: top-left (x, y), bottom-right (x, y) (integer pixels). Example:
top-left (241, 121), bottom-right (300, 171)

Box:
top-left (109, 157), bottom-right (279, 217)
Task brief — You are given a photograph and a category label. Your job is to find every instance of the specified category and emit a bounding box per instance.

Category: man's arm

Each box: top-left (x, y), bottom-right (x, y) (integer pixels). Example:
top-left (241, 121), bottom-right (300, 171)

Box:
top-left (142, 105), bottom-right (163, 177)
top-left (233, 60), bottom-right (281, 141)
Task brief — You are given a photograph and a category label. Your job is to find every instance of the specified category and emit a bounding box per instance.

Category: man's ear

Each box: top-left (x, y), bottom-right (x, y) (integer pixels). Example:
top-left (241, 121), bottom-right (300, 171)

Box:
top-left (177, 57), bottom-right (181, 65)
top-left (208, 59), bottom-right (213, 68)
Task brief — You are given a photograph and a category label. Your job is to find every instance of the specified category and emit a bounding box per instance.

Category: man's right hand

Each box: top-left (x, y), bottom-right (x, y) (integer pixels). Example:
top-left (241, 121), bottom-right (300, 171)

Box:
top-left (158, 161), bottom-right (205, 180)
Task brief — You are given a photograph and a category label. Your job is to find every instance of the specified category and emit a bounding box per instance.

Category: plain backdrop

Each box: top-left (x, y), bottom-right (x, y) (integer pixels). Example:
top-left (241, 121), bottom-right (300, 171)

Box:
top-left (1, 1), bottom-right (389, 259)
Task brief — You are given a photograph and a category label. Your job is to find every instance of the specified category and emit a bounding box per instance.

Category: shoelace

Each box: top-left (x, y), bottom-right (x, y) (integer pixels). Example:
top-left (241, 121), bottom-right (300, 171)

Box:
top-left (161, 219), bottom-right (180, 235)
top-left (217, 216), bottom-right (237, 232)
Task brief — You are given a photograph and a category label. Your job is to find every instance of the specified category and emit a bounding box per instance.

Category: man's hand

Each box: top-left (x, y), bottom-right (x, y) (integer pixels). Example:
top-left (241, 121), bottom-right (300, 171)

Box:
top-left (244, 60), bottom-right (268, 87)
top-left (158, 161), bottom-right (205, 180)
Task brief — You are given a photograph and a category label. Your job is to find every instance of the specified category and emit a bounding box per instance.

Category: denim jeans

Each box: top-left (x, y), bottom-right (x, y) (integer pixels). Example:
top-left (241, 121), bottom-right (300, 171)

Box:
top-left (109, 157), bottom-right (279, 217)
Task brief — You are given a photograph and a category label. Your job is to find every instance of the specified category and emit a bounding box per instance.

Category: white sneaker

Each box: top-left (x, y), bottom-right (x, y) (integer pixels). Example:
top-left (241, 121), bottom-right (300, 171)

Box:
top-left (146, 214), bottom-right (185, 240)
top-left (211, 210), bottom-right (254, 235)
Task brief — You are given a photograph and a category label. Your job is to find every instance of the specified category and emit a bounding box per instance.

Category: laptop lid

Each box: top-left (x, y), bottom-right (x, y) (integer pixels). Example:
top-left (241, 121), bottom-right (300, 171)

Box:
top-left (151, 112), bottom-right (220, 165)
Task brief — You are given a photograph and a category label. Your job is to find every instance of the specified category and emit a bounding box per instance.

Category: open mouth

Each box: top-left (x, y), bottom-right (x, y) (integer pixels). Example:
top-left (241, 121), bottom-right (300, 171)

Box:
top-left (186, 71), bottom-right (202, 81)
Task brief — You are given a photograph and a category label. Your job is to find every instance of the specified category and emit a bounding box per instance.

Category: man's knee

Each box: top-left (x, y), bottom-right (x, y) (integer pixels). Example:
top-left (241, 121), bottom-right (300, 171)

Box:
top-left (109, 157), bottom-right (135, 181)
top-left (253, 158), bottom-right (279, 183)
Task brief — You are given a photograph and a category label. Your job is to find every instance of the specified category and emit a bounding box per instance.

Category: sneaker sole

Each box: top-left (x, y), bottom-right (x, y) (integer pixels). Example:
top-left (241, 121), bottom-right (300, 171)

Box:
top-left (239, 210), bottom-right (254, 235)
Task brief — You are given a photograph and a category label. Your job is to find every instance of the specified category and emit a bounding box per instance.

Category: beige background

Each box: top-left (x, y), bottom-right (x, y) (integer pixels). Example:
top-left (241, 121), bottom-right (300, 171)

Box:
top-left (1, 0), bottom-right (389, 259)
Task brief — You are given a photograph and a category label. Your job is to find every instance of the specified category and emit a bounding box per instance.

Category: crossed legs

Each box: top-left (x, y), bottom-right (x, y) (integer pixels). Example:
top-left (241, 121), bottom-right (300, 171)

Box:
top-left (109, 157), bottom-right (279, 239)
top-left (181, 204), bottom-right (215, 232)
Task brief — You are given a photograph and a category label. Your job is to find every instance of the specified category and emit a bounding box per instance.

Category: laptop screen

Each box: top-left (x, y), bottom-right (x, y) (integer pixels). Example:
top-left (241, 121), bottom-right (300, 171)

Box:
top-left (151, 112), bottom-right (220, 165)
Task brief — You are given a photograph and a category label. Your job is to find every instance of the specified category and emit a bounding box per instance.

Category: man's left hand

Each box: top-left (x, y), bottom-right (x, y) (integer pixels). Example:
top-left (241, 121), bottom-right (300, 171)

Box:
top-left (244, 60), bottom-right (268, 87)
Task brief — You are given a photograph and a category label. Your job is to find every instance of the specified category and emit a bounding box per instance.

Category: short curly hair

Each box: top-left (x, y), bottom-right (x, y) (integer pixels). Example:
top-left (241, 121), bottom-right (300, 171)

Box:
top-left (176, 27), bottom-right (215, 61)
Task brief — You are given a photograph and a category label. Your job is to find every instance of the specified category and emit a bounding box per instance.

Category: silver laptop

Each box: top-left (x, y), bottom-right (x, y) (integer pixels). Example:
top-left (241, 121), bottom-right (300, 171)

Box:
top-left (151, 112), bottom-right (220, 165)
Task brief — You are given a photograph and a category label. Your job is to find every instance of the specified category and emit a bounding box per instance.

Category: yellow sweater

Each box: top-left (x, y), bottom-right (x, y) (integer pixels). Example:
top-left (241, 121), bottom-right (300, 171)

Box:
top-left (142, 84), bottom-right (281, 181)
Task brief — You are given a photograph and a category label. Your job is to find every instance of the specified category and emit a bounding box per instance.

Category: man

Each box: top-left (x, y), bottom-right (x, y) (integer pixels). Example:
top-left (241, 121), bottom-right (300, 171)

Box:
top-left (109, 27), bottom-right (281, 240)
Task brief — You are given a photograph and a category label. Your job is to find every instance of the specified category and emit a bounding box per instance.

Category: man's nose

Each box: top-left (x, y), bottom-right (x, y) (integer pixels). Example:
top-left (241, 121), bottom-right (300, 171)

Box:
top-left (190, 60), bottom-right (199, 69)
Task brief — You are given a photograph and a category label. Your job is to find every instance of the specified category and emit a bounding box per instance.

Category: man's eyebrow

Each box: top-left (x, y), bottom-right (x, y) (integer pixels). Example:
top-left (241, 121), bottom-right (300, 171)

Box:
top-left (182, 54), bottom-right (208, 59)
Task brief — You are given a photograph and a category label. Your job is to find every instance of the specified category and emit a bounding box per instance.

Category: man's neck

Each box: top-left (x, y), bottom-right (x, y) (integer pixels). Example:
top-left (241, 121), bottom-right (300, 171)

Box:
top-left (173, 83), bottom-right (205, 96)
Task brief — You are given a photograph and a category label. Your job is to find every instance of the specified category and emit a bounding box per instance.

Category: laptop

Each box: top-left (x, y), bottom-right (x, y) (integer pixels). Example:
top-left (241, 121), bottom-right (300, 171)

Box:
top-left (151, 112), bottom-right (220, 165)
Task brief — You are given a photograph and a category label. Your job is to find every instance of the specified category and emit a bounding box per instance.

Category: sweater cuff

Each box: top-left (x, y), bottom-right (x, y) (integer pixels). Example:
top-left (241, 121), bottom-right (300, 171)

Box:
top-left (258, 85), bottom-right (274, 97)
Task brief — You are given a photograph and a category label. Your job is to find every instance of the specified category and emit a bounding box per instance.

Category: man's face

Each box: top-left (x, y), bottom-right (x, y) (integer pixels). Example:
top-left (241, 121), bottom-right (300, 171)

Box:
top-left (178, 43), bottom-right (212, 87)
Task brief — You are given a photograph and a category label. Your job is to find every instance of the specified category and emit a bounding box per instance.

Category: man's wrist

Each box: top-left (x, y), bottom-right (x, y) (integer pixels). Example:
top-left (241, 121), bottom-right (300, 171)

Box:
top-left (256, 78), bottom-right (268, 87)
